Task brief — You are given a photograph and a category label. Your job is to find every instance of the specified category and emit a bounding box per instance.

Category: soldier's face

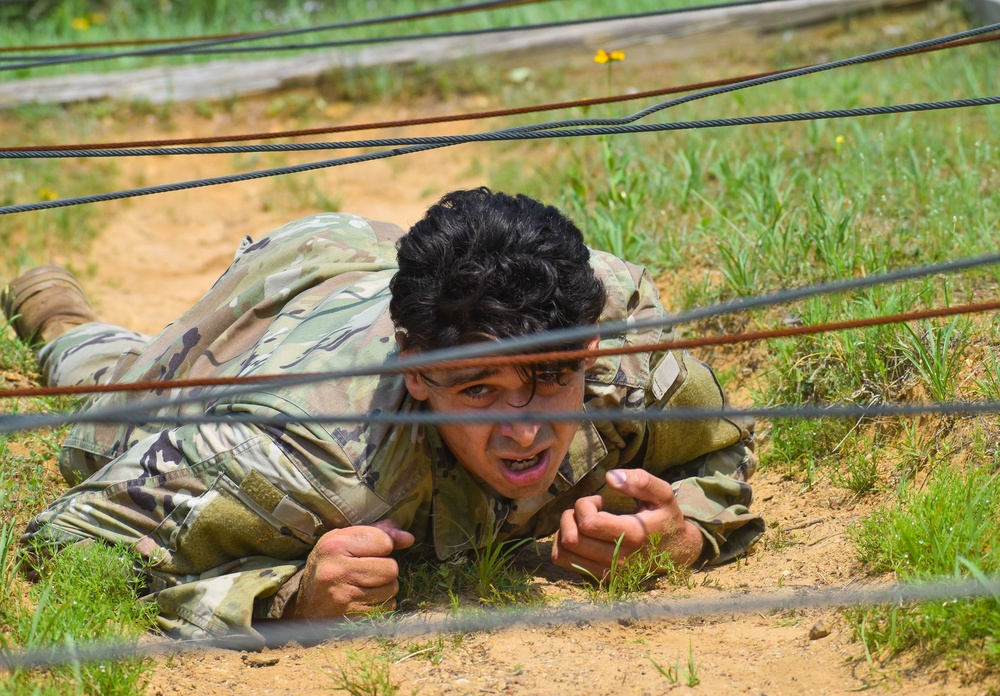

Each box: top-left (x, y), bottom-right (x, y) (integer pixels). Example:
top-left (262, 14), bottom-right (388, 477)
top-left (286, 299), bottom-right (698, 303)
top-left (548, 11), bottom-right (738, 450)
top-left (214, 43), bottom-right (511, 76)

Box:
top-left (403, 355), bottom-right (595, 499)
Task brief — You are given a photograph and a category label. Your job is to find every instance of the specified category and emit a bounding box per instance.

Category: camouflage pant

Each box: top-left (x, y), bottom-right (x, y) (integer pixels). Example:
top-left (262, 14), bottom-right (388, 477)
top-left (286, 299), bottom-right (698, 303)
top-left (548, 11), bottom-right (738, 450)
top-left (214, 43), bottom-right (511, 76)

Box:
top-left (38, 322), bottom-right (150, 484)
top-left (39, 321), bottom-right (150, 389)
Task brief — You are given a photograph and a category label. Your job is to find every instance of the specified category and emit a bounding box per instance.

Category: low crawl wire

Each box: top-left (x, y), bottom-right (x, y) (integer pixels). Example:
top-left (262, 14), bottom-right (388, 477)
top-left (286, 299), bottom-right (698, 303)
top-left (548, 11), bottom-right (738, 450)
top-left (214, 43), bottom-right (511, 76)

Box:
top-left (0, 0), bottom-right (554, 54)
top-left (2, 576), bottom-right (999, 669)
top-left (6, 298), bottom-right (996, 400)
top-left (2, 21), bottom-right (996, 216)
top-left (0, 0), bottom-right (791, 64)
top-left (8, 32), bottom-right (995, 154)
top-left (2, 247), bottom-right (999, 435)
top-left (0, 96), bottom-right (996, 218)
top-left (7, 98), bottom-right (998, 160)
top-left (0, 0), bottom-right (557, 71)
top-left (6, 24), bottom-right (999, 162)
top-left (4, 402), bottom-right (1000, 436)
top-left (0, 0), bottom-right (784, 72)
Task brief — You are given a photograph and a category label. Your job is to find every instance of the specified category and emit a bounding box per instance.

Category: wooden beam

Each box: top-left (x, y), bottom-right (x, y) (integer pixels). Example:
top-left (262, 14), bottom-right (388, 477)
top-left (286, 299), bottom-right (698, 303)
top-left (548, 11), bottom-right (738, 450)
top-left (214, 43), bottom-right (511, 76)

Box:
top-left (0, 0), bottom-right (931, 108)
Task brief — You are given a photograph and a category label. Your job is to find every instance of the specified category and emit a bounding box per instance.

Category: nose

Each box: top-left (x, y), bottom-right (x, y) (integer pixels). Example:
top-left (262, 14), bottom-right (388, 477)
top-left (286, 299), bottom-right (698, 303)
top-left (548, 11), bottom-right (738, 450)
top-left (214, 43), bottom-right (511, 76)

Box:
top-left (499, 420), bottom-right (542, 447)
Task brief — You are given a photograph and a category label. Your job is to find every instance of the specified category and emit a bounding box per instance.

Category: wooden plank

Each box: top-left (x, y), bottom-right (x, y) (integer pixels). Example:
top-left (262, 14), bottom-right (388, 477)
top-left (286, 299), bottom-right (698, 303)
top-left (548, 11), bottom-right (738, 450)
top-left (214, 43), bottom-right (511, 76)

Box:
top-left (0, 0), bottom-right (930, 108)
top-left (969, 0), bottom-right (1000, 23)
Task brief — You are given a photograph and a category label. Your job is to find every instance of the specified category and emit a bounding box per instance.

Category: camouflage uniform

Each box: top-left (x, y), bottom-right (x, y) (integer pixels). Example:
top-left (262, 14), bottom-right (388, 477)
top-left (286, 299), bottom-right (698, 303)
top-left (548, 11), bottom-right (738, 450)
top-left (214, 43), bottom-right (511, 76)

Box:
top-left (22, 213), bottom-right (763, 643)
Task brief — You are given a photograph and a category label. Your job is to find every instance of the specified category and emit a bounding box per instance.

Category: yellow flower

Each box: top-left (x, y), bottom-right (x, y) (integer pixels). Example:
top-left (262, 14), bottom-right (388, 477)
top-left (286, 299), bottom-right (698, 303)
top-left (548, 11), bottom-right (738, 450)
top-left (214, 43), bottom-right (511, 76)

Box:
top-left (835, 135), bottom-right (846, 144)
top-left (593, 49), bottom-right (625, 65)
top-left (71, 16), bottom-right (90, 31)
top-left (38, 187), bottom-right (59, 201)
top-left (89, 12), bottom-right (107, 25)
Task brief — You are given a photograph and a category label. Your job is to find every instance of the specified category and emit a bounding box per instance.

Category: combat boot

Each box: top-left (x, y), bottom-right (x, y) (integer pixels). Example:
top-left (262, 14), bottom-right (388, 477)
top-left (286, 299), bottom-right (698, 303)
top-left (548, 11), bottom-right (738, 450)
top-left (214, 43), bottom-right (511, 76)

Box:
top-left (1, 265), bottom-right (98, 345)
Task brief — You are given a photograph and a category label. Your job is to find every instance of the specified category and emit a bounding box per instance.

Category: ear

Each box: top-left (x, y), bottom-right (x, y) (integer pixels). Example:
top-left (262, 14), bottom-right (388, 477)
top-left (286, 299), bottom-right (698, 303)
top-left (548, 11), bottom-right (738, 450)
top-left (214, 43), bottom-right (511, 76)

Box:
top-left (583, 336), bottom-right (601, 369)
top-left (398, 348), bottom-right (430, 401)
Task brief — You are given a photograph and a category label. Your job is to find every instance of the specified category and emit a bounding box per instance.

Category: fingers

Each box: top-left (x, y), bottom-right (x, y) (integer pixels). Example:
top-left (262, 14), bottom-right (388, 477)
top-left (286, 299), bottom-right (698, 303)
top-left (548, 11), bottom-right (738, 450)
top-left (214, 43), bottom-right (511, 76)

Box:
top-left (553, 503), bottom-right (632, 580)
top-left (296, 526), bottom-right (407, 619)
top-left (605, 468), bottom-right (677, 508)
top-left (551, 536), bottom-right (614, 581)
top-left (569, 493), bottom-right (646, 549)
top-left (554, 472), bottom-right (686, 577)
top-left (371, 518), bottom-right (416, 551)
top-left (554, 507), bottom-right (621, 560)
top-left (307, 570), bottom-right (400, 618)
top-left (315, 524), bottom-right (398, 560)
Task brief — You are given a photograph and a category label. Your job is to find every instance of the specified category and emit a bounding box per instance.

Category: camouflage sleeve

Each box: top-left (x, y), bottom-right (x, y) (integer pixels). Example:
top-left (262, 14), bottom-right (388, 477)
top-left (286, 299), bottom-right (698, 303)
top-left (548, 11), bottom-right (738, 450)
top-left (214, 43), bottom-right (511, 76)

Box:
top-left (20, 213), bottom-right (423, 642)
top-left (587, 248), bottom-right (763, 565)
top-left (21, 422), bottom-right (341, 645)
top-left (642, 350), bottom-right (764, 564)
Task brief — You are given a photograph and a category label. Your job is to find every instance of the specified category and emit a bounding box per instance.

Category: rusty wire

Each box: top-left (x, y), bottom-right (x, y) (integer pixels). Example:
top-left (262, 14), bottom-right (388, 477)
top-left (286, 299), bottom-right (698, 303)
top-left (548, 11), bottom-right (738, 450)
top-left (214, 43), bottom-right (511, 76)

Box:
top-left (2, 298), bottom-right (997, 400)
top-left (2, 33), bottom-right (995, 155)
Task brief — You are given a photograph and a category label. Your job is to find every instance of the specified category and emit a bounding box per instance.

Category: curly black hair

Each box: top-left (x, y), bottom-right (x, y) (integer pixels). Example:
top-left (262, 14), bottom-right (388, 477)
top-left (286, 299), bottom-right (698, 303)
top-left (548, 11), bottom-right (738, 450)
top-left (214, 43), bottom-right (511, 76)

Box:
top-left (389, 188), bottom-right (607, 354)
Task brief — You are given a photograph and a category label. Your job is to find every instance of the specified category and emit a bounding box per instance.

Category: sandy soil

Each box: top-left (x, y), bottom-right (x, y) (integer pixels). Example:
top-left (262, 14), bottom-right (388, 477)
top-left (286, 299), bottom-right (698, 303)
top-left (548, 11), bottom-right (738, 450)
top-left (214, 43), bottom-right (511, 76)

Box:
top-left (64, 97), bottom-right (501, 335)
top-left (16, 46), bottom-right (995, 696)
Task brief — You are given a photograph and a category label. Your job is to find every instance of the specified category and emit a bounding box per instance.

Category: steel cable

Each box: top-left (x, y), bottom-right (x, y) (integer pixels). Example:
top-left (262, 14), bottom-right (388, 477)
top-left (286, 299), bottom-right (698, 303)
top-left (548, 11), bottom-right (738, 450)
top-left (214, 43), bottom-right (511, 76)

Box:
top-left (1, 96), bottom-right (996, 218)
top-left (2, 250), bottom-right (1000, 435)
top-left (1, 576), bottom-right (999, 669)
top-left (0, 0), bottom-right (554, 53)
top-left (0, 0), bottom-right (556, 71)
top-left (5, 402), bottom-right (1000, 436)
top-left (6, 32), bottom-right (994, 154)
top-left (0, 0), bottom-right (783, 72)
top-left (3, 298), bottom-right (997, 400)
top-left (2, 21), bottom-right (996, 215)
top-left (4, 96), bottom-right (997, 161)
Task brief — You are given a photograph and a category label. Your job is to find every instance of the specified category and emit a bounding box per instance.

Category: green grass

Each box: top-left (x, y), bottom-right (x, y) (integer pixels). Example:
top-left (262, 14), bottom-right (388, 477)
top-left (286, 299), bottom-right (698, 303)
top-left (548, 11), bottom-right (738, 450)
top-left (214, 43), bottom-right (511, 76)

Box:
top-left (329, 650), bottom-right (399, 696)
top-left (398, 531), bottom-right (538, 610)
top-left (573, 533), bottom-right (690, 604)
top-left (0, 329), bottom-right (158, 695)
top-left (650, 640), bottom-right (701, 688)
top-left (848, 464), bottom-right (1000, 671)
top-left (0, 539), bottom-right (158, 696)
top-left (0, 113), bottom-right (115, 280)
top-left (897, 318), bottom-right (971, 402)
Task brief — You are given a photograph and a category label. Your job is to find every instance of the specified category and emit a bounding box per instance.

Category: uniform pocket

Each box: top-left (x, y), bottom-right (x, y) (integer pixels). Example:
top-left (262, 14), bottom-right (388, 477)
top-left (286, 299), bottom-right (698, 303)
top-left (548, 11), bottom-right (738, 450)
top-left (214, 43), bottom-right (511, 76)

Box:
top-left (154, 470), bottom-right (319, 576)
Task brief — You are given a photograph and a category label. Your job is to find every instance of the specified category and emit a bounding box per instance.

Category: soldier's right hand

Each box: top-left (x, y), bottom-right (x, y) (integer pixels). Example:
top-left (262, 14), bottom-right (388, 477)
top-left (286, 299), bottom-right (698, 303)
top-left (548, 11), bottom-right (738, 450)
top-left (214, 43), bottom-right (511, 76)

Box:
top-left (291, 519), bottom-right (414, 619)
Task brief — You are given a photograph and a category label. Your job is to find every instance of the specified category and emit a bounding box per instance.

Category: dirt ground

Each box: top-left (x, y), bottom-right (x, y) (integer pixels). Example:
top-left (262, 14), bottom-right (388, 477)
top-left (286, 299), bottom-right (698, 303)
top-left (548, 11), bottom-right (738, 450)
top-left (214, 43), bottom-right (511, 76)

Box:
top-left (15, 29), bottom-right (996, 696)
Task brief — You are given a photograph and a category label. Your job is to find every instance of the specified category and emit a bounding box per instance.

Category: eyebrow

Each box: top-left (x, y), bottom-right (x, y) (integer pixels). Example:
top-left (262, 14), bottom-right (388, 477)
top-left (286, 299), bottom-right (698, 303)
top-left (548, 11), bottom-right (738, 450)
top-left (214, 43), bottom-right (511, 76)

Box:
top-left (422, 366), bottom-right (502, 389)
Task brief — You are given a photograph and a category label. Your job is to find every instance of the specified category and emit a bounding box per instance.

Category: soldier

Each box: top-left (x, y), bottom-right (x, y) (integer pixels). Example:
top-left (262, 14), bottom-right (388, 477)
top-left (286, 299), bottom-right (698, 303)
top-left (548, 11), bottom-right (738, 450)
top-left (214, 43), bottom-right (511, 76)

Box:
top-left (3, 188), bottom-right (763, 642)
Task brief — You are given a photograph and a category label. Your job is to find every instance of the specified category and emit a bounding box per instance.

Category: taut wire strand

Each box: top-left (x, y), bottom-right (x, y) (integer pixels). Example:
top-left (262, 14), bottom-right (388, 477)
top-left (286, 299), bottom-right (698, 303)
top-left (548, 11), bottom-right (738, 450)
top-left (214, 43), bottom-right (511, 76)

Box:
top-left (5, 98), bottom-right (999, 160)
top-left (0, 0), bottom-right (787, 71)
top-left (5, 402), bottom-right (1000, 435)
top-left (1, 97), bottom-right (997, 216)
top-left (2, 18), bottom-right (997, 214)
top-left (2, 250), bottom-right (999, 434)
top-left (7, 32), bottom-right (995, 154)
top-left (3, 298), bottom-right (997, 400)
top-left (0, 0), bottom-right (555, 72)
top-left (0, 0), bottom-right (553, 54)
top-left (2, 576), bottom-right (999, 669)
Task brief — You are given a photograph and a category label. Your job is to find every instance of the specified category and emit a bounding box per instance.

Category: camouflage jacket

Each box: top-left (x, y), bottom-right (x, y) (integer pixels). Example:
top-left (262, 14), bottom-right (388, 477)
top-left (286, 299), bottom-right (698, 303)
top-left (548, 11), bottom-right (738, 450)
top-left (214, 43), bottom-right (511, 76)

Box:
top-left (23, 213), bottom-right (763, 643)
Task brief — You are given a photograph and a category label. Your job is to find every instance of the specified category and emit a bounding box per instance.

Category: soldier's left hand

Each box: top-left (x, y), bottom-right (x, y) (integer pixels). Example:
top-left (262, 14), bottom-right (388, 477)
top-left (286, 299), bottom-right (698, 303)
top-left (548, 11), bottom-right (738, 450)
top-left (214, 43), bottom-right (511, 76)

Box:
top-left (551, 468), bottom-right (704, 580)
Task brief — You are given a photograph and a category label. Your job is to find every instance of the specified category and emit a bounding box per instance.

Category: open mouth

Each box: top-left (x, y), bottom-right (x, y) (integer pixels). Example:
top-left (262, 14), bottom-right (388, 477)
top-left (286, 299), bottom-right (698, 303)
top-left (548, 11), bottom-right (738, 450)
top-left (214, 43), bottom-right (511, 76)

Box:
top-left (503, 453), bottom-right (542, 472)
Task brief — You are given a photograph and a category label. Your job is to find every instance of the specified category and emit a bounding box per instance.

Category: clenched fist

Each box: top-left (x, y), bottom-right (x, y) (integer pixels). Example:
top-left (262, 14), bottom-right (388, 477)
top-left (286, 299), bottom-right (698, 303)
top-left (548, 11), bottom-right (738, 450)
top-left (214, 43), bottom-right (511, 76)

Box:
top-left (291, 519), bottom-right (414, 619)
